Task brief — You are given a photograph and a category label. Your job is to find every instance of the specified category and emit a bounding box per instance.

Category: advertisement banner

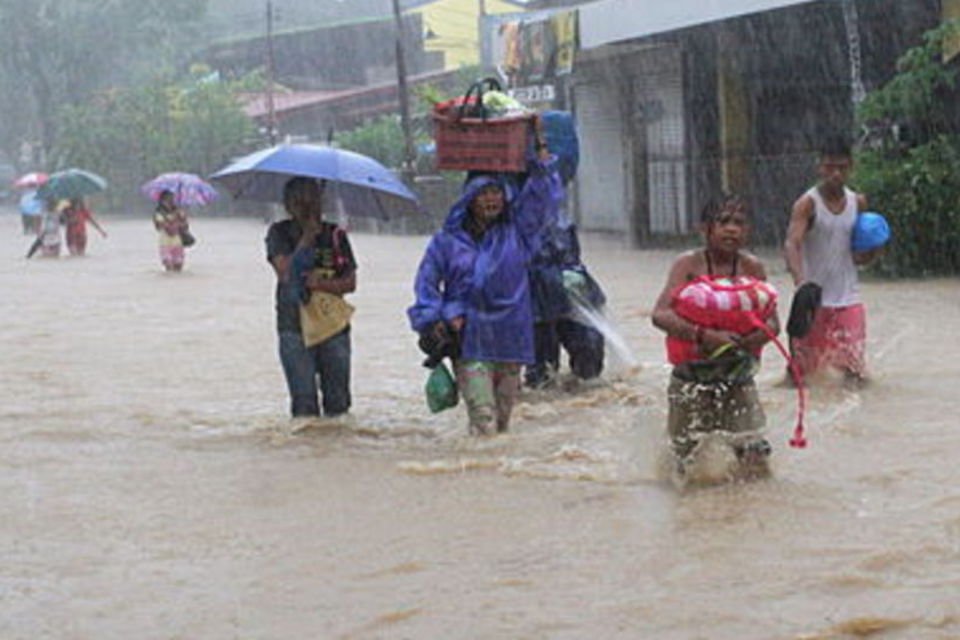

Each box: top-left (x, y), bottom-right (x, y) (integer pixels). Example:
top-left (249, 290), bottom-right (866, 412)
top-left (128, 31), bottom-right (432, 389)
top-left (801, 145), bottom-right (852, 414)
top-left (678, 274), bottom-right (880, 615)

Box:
top-left (487, 9), bottom-right (578, 88)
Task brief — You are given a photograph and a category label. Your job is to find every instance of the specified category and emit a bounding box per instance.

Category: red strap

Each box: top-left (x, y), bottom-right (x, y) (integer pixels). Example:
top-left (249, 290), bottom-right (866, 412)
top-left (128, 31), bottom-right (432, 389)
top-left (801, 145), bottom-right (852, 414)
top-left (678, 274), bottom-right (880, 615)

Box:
top-left (748, 315), bottom-right (808, 449)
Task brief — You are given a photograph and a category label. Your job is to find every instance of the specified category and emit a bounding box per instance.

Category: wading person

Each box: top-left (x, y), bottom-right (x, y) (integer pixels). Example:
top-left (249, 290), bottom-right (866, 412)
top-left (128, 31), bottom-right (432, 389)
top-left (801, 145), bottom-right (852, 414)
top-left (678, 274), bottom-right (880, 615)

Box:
top-left (19, 190), bottom-right (43, 235)
top-left (651, 196), bottom-right (780, 476)
top-left (63, 197), bottom-right (107, 256)
top-left (408, 141), bottom-right (562, 435)
top-left (784, 138), bottom-right (878, 385)
top-left (153, 190), bottom-right (190, 272)
top-left (265, 177), bottom-right (357, 418)
top-left (526, 204), bottom-right (606, 389)
top-left (27, 198), bottom-right (65, 258)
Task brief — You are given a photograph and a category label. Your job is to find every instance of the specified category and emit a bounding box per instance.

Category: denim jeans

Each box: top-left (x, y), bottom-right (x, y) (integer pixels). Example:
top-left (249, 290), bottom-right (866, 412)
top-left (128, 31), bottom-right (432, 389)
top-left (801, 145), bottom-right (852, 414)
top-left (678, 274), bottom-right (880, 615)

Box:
top-left (278, 328), bottom-right (351, 417)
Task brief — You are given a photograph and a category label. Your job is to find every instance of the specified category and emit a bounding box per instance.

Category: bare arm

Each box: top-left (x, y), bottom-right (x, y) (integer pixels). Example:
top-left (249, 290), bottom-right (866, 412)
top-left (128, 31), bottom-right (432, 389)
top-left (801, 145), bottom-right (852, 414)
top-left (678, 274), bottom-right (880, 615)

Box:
top-left (784, 195), bottom-right (814, 286)
top-left (269, 255), bottom-right (291, 282)
top-left (651, 255), bottom-right (699, 342)
top-left (306, 270), bottom-right (356, 295)
top-left (851, 192), bottom-right (883, 265)
top-left (651, 254), bottom-right (741, 353)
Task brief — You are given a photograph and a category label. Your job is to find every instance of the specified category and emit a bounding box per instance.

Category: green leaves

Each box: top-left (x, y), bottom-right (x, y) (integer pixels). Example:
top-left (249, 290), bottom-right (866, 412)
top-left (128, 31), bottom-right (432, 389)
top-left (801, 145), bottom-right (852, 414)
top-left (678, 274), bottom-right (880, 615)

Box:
top-left (0, 0), bottom-right (209, 161)
top-left (53, 74), bottom-right (254, 210)
top-left (854, 20), bottom-right (960, 277)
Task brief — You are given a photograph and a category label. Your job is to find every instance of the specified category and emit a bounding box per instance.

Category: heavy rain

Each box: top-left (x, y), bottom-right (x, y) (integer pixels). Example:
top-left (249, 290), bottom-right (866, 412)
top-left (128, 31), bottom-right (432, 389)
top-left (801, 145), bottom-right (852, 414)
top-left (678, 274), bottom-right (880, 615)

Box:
top-left (2, 1), bottom-right (959, 638)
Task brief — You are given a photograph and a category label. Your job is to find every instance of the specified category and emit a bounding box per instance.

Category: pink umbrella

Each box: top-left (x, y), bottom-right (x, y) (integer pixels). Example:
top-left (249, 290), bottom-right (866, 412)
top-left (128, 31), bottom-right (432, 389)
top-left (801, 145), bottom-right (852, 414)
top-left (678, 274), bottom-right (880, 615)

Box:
top-left (13, 172), bottom-right (49, 189)
top-left (141, 172), bottom-right (218, 207)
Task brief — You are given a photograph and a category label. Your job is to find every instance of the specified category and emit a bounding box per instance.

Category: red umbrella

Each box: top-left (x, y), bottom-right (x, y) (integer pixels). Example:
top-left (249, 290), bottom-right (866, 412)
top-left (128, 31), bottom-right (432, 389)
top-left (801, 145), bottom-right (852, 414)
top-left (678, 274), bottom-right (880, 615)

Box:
top-left (13, 172), bottom-right (49, 189)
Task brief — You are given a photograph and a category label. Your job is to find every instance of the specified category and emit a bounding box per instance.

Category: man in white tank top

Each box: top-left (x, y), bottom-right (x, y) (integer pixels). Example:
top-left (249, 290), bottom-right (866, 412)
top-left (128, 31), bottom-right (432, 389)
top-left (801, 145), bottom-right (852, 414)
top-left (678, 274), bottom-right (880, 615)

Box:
top-left (784, 139), bottom-right (876, 384)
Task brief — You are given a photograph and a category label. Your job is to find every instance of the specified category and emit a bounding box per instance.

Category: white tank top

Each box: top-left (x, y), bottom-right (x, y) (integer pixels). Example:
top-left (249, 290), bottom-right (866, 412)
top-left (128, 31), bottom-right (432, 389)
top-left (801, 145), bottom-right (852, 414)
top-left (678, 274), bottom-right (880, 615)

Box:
top-left (802, 186), bottom-right (859, 307)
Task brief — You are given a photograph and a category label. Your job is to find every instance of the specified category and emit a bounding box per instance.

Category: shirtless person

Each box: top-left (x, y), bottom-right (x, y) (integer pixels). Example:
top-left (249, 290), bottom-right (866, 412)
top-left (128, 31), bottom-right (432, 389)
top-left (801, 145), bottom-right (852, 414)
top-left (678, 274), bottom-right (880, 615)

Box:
top-left (652, 195), bottom-right (780, 473)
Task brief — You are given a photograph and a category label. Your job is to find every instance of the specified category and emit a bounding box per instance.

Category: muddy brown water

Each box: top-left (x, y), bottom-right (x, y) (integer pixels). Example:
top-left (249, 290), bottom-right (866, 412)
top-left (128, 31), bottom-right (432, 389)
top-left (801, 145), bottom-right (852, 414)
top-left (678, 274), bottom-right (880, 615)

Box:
top-left (2, 211), bottom-right (958, 639)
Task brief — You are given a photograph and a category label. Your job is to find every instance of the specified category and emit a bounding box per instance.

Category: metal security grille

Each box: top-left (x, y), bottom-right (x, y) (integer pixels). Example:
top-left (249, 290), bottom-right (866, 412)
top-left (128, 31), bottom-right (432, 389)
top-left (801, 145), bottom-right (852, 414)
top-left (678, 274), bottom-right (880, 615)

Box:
top-left (632, 45), bottom-right (688, 235)
top-left (573, 81), bottom-right (628, 233)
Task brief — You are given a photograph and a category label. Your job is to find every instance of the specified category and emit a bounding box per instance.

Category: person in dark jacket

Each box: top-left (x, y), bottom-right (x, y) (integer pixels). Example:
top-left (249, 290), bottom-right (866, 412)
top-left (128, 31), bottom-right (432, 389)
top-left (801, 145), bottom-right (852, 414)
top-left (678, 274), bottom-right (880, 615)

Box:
top-left (408, 150), bottom-right (562, 435)
top-left (525, 204), bottom-right (606, 388)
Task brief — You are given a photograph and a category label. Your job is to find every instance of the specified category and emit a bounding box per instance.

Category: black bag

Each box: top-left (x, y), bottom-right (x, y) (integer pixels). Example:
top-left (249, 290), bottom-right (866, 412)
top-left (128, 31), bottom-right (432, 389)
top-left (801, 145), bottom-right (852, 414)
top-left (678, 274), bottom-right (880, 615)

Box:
top-left (180, 228), bottom-right (196, 248)
top-left (787, 282), bottom-right (822, 339)
top-left (418, 325), bottom-right (461, 369)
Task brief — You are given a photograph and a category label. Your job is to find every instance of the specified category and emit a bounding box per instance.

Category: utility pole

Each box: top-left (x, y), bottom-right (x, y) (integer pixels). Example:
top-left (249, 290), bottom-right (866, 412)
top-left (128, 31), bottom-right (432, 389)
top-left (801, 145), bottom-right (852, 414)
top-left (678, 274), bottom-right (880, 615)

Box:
top-left (265, 0), bottom-right (278, 145)
top-left (478, 0), bottom-right (488, 68)
top-left (392, 0), bottom-right (416, 178)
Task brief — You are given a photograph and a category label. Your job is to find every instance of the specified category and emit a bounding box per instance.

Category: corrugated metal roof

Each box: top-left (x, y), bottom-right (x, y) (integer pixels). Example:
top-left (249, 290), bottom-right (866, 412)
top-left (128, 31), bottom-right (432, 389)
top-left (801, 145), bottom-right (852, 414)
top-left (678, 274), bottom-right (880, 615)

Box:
top-left (579, 0), bottom-right (822, 49)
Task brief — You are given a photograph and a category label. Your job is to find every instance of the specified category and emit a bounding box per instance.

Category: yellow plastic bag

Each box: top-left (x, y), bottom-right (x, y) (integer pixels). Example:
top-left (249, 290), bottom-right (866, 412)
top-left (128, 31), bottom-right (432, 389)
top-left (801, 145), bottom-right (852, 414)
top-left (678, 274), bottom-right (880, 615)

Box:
top-left (299, 291), bottom-right (354, 347)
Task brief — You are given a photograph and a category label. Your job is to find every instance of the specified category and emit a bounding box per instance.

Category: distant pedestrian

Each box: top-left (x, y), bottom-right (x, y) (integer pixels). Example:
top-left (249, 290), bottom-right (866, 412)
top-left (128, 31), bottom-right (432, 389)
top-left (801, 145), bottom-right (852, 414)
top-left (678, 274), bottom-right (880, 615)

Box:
top-left (19, 190), bottom-right (43, 235)
top-left (26, 199), bottom-right (66, 258)
top-left (153, 190), bottom-right (189, 271)
top-left (63, 197), bottom-right (107, 256)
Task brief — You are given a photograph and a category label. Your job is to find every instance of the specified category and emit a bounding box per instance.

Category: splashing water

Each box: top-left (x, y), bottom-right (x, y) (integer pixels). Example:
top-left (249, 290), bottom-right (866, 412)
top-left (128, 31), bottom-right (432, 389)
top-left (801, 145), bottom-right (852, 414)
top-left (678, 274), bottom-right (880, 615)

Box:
top-left (567, 289), bottom-right (638, 369)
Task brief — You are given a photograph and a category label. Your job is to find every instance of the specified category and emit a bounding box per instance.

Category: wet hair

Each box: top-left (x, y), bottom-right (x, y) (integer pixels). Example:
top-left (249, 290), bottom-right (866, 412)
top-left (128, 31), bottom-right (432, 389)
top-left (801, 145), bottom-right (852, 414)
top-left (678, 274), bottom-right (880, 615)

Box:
top-left (700, 193), bottom-right (751, 226)
top-left (819, 136), bottom-right (853, 160)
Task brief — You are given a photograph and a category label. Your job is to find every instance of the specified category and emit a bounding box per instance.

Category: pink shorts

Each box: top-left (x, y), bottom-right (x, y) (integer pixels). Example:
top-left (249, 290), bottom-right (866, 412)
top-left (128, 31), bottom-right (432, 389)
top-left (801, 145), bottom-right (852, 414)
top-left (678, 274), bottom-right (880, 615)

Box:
top-left (791, 303), bottom-right (866, 377)
top-left (160, 245), bottom-right (185, 268)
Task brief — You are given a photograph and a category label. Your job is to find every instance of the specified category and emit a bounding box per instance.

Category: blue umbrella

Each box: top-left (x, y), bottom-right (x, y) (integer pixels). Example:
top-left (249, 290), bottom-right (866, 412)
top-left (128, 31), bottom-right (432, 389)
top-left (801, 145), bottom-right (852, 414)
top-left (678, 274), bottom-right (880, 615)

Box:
top-left (209, 144), bottom-right (419, 219)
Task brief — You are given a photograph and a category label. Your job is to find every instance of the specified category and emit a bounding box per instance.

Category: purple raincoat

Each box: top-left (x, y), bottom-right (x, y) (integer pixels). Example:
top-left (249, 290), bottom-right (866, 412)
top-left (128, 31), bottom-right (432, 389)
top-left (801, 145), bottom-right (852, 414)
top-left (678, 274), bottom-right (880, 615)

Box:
top-left (408, 157), bottom-right (563, 364)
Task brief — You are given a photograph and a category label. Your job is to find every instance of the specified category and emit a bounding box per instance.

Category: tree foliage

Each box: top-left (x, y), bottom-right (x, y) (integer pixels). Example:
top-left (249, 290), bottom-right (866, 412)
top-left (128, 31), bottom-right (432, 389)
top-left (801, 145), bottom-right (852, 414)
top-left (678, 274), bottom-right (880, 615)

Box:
top-left (54, 70), bottom-right (255, 210)
top-left (335, 116), bottom-right (412, 170)
top-left (854, 20), bottom-right (960, 276)
top-left (0, 0), bottom-right (208, 163)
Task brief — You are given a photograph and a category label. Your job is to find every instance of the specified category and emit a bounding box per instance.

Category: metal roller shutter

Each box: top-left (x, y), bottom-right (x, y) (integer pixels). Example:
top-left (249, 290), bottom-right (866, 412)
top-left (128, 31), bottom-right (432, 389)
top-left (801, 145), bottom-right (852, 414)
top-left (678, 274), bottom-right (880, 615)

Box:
top-left (635, 46), bottom-right (688, 234)
top-left (573, 81), bottom-right (627, 233)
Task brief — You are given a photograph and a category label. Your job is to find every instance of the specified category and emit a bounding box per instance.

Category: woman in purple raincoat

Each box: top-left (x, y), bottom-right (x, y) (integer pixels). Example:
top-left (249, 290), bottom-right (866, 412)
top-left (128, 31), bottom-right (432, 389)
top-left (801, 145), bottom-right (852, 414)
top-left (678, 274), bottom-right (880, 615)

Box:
top-left (408, 148), bottom-right (563, 435)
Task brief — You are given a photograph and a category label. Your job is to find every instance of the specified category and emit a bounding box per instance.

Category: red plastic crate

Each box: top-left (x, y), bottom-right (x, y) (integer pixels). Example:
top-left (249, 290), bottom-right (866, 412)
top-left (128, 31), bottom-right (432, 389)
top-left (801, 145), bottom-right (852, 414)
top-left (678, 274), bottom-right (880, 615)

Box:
top-left (432, 111), bottom-right (534, 173)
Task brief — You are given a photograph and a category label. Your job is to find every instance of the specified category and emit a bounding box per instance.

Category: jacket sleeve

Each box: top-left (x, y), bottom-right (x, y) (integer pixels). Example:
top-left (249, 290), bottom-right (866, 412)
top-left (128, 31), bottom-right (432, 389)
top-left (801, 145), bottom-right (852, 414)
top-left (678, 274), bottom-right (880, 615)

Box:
top-left (408, 235), bottom-right (455, 333)
top-left (513, 155), bottom-right (564, 254)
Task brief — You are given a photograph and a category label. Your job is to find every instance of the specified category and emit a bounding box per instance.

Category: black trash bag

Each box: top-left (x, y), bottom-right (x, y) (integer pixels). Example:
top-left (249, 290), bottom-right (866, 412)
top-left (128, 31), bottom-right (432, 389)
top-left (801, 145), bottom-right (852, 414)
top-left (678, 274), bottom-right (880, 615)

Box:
top-left (787, 282), bottom-right (822, 340)
top-left (418, 325), bottom-right (461, 369)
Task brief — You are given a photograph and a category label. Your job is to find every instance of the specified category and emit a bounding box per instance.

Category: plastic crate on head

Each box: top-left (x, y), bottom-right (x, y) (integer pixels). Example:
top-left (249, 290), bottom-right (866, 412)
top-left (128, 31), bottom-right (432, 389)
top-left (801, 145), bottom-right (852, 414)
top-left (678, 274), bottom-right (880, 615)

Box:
top-left (433, 112), bottom-right (534, 173)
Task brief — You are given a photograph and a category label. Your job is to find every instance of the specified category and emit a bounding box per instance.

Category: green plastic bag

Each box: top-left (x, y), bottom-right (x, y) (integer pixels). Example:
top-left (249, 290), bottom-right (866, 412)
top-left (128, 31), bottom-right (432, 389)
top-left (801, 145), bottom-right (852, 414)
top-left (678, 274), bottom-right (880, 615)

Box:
top-left (425, 362), bottom-right (459, 413)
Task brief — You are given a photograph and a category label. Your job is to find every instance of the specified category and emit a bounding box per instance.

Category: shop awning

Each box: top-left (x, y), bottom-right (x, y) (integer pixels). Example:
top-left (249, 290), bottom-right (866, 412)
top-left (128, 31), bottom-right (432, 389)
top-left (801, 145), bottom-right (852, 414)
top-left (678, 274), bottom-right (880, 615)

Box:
top-left (579, 0), bottom-right (822, 49)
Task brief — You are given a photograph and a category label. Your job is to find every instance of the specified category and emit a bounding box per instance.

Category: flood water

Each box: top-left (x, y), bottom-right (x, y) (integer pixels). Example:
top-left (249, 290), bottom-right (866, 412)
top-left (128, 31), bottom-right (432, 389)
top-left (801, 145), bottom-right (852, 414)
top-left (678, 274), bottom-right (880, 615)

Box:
top-left (2, 211), bottom-right (959, 639)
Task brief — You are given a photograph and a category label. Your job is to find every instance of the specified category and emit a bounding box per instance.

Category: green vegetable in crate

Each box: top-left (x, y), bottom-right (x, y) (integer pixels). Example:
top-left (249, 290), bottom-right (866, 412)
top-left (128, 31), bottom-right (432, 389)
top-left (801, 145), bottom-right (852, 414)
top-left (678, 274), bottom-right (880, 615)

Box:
top-left (482, 91), bottom-right (530, 117)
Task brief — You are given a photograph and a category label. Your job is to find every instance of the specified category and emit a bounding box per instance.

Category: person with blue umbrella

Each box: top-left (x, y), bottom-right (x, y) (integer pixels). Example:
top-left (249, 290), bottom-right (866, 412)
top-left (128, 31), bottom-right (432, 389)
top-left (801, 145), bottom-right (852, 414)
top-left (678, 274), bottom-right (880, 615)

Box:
top-left (212, 143), bottom-right (418, 420)
top-left (265, 177), bottom-right (358, 419)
